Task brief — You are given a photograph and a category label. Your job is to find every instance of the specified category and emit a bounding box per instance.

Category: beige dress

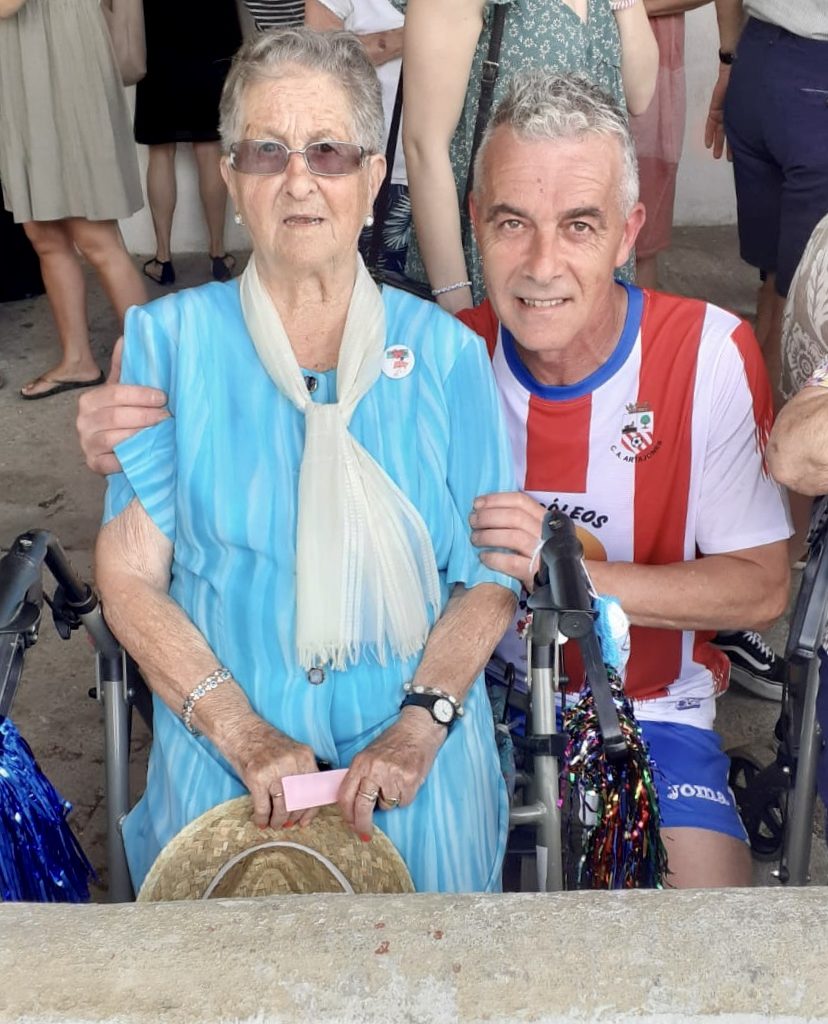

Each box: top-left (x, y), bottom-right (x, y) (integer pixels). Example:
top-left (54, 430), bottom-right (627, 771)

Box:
top-left (0, 0), bottom-right (142, 223)
top-left (780, 213), bottom-right (828, 400)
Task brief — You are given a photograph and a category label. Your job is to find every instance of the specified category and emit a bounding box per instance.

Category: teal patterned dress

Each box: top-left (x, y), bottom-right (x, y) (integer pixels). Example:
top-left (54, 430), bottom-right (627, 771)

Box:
top-left (392, 0), bottom-right (626, 301)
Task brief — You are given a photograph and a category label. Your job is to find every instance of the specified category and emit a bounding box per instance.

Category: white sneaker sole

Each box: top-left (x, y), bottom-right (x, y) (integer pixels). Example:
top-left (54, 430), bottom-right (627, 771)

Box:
top-left (728, 664), bottom-right (784, 702)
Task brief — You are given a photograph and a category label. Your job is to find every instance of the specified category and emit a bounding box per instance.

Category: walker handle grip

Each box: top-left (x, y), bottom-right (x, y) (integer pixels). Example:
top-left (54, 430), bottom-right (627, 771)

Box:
top-left (536, 509), bottom-right (592, 623)
top-left (534, 511), bottom-right (627, 763)
top-left (0, 530), bottom-right (98, 631)
top-left (0, 532), bottom-right (49, 631)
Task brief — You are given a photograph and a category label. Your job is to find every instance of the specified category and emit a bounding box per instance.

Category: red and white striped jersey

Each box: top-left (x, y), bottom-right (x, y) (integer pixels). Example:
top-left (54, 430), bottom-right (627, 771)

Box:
top-left (459, 284), bottom-right (791, 729)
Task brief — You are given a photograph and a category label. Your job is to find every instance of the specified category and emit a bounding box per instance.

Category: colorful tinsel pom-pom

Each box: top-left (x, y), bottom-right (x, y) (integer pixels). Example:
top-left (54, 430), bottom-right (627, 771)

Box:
top-left (563, 667), bottom-right (668, 890)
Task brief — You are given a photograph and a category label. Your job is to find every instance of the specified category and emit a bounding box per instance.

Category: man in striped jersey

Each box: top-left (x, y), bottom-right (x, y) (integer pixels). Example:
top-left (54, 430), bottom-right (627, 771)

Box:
top-left (463, 71), bottom-right (790, 887)
top-left (76, 70), bottom-right (791, 888)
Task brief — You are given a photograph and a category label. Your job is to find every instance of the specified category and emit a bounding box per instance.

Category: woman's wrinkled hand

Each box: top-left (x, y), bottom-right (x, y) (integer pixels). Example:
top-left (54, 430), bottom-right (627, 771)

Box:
top-left (221, 712), bottom-right (320, 830)
top-left (469, 490), bottom-right (545, 592)
top-left (338, 709), bottom-right (447, 837)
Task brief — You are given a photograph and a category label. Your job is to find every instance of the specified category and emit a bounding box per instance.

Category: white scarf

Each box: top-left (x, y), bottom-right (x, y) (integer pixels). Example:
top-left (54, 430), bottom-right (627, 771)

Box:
top-left (240, 255), bottom-right (441, 670)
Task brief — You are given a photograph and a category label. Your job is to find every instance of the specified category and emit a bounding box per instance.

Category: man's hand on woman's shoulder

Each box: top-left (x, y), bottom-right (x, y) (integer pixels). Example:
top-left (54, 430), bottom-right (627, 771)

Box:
top-left (77, 337), bottom-right (169, 475)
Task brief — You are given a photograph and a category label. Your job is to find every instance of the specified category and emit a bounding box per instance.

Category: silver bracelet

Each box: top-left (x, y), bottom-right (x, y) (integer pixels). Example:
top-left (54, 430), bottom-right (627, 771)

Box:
top-left (181, 667), bottom-right (232, 735)
top-left (402, 680), bottom-right (465, 717)
top-left (431, 280), bottom-right (472, 297)
top-left (609, 0), bottom-right (638, 9)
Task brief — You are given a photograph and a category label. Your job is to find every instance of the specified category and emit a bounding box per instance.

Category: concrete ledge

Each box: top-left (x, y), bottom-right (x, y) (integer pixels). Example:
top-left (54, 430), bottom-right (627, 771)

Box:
top-left (2, 888), bottom-right (827, 1023)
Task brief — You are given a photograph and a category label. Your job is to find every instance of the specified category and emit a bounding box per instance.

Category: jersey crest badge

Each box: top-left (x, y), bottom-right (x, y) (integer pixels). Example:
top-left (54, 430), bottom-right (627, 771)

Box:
top-left (620, 402), bottom-right (655, 454)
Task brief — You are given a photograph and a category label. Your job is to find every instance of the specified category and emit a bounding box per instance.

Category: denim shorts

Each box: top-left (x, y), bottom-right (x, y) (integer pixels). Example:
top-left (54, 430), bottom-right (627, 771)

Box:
top-left (640, 720), bottom-right (748, 842)
top-left (724, 17), bottom-right (828, 296)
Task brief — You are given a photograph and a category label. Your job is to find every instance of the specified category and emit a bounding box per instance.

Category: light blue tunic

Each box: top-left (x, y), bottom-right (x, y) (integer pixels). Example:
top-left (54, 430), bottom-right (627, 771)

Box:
top-left (104, 281), bottom-right (520, 893)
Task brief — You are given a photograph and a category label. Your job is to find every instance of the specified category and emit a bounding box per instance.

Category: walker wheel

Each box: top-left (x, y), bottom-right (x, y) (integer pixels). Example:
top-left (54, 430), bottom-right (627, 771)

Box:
top-left (728, 752), bottom-right (789, 861)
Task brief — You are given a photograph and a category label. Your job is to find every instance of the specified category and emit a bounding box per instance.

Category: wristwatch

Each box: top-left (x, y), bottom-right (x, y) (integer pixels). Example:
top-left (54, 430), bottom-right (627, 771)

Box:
top-left (718, 49), bottom-right (735, 65)
top-left (400, 692), bottom-right (460, 729)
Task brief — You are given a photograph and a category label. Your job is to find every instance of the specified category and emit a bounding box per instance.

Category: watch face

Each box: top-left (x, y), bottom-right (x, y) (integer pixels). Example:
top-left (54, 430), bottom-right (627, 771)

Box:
top-left (432, 697), bottom-right (454, 724)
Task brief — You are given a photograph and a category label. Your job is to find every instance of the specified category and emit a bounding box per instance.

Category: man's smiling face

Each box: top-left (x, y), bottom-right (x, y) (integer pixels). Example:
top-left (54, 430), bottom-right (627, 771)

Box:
top-left (470, 127), bottom-right (644, 381)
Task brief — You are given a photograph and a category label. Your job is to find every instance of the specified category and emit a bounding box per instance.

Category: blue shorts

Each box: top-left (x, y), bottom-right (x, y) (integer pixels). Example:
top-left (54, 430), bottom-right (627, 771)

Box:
top-left (724, 18), bottom-right (828, 297)
top-left (487, 673), bottom-right (747, 841)
top-left (640, 721), bottom-right (748, 842)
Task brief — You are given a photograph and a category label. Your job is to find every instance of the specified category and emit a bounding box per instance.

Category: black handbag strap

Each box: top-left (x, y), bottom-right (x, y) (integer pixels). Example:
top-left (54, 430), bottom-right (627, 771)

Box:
top-left (462, 2), bottom-right (510, 219)
top-left (368, 70), bottom-right (405, 269)
top-left (369, 2), bottom-right (510, 282)
top-left (367, 69), bottom-right (432, 301)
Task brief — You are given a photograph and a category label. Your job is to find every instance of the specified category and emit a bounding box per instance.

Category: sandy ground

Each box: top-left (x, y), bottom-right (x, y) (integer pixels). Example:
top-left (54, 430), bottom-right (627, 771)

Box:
top-left (0, 228), bottom-right (825, 901)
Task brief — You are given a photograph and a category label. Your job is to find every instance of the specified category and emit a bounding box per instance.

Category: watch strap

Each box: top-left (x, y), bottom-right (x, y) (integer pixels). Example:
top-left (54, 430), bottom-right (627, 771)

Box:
top-left (400, 692), bottom-right (457, 728)
top-left (401, 681), bottom-right (464, 713)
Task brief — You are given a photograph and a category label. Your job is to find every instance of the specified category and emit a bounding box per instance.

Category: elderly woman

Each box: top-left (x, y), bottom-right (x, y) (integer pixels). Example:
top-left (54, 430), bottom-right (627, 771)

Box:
top-left (95, 28), bottom-right (519, 893)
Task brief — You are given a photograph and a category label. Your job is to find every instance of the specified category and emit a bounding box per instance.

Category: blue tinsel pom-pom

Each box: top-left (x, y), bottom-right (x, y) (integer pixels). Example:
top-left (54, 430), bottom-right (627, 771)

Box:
top-left (0, 717), bottom-right (94, 902)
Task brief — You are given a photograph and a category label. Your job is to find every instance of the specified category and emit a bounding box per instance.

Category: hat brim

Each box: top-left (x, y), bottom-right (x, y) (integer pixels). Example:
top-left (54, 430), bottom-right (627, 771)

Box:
top-left (137, 798), bottom-right (414, 901)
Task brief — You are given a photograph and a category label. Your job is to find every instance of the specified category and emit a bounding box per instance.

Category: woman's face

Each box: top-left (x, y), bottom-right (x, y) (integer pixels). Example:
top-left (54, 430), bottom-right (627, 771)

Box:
top-left (222, 67), bottom-right (385, 280)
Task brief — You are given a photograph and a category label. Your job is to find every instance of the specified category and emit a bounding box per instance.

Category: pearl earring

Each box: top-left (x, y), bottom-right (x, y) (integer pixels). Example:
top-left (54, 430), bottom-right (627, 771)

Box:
top-left (364, 214), bottom-right (375, 228)
top-left (234, 211), bottom-right (244, 226)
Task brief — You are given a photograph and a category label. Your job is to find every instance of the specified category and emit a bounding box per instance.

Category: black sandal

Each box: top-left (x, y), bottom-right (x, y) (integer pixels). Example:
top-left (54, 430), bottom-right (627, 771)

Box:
top-left (211, 253), bottom-right (236, 282)
top-left (143, 257), bottom-right (175, 286)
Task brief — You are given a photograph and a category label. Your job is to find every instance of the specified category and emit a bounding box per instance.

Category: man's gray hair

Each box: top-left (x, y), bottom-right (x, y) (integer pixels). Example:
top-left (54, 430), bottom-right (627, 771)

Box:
top-left (473, 71), bottom-right (640, 215)
top-left (219, 28), bottom-right (385, 154)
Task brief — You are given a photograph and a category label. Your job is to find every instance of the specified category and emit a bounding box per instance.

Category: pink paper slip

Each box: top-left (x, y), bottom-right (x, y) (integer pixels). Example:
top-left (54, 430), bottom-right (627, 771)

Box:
top-left (281, 768), bottom-right (348, 812)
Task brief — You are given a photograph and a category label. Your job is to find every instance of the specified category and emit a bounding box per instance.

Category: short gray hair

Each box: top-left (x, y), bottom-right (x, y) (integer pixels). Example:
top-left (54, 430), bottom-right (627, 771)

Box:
top-left (219, 28), bottom-right (385, 154)
top-left (473, 71), bottom-right (639, 216)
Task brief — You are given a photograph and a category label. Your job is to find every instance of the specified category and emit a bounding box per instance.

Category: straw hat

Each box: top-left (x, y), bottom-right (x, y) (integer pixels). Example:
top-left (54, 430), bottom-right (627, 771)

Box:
top-left (137, 797), bottom-right (414, 901)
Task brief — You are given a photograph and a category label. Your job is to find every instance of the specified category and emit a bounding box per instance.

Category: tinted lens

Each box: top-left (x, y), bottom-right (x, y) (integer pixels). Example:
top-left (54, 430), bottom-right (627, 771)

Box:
top-left (231, 140), bottom-right (289, 175)
top-left (304, 142), bottom-right (364, 175)
top-left (230, 140), bottom-right (364, 176)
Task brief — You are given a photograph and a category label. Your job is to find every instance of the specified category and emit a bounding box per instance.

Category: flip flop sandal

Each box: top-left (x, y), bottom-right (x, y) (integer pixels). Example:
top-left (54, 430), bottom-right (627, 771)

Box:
top-left (143, 257), bottom-right (175, 286)
top-left (211, 253), bottom-right (236, 282)
top-left (20, 370), bottom-right (105, 401)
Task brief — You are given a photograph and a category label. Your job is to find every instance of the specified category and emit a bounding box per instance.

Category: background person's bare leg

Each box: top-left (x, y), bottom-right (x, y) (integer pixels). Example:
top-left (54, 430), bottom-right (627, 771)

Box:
top-left (20, 219), bottom-right (99, 396)
top-left (67, 218), bottom-right (146, 326)
top-left (193, 141), bottom-right (230, 270)
top-left (662, 827), bottom-right (753, 888)
top-left (753, 272), bottom-right (787, 412)
top-left (145, 143), bottom-right (177, 271)
top-left (755, 273), bottom-right (776, 351)
top-left (766, 294), bottom-right (786, 414)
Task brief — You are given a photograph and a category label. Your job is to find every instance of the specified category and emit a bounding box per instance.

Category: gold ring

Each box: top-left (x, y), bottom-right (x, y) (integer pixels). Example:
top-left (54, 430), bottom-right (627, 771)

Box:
top-left (382, 795), bottom-right (400, 809)
top-left (359, 789), bottom-right (379, 802)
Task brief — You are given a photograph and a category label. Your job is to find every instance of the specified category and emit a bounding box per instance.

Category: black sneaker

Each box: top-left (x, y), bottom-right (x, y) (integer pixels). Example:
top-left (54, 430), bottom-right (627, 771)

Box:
top-left (713, 630), bottom-right (785, 702)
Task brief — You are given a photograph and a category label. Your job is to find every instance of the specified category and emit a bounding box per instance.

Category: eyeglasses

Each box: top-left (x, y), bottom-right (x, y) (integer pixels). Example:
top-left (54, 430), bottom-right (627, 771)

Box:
top-left (229, 139), bottom-right (367, 177)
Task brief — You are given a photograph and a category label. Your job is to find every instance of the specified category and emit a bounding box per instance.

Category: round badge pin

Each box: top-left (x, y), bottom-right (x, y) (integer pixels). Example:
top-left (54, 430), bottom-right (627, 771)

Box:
top-left (382, 345), bottom-right (415, 380)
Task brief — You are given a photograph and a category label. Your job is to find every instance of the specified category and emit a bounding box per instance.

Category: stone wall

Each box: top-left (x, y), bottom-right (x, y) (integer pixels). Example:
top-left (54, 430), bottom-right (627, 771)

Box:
top-left (3, 888), bottom-right (826, 1023)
